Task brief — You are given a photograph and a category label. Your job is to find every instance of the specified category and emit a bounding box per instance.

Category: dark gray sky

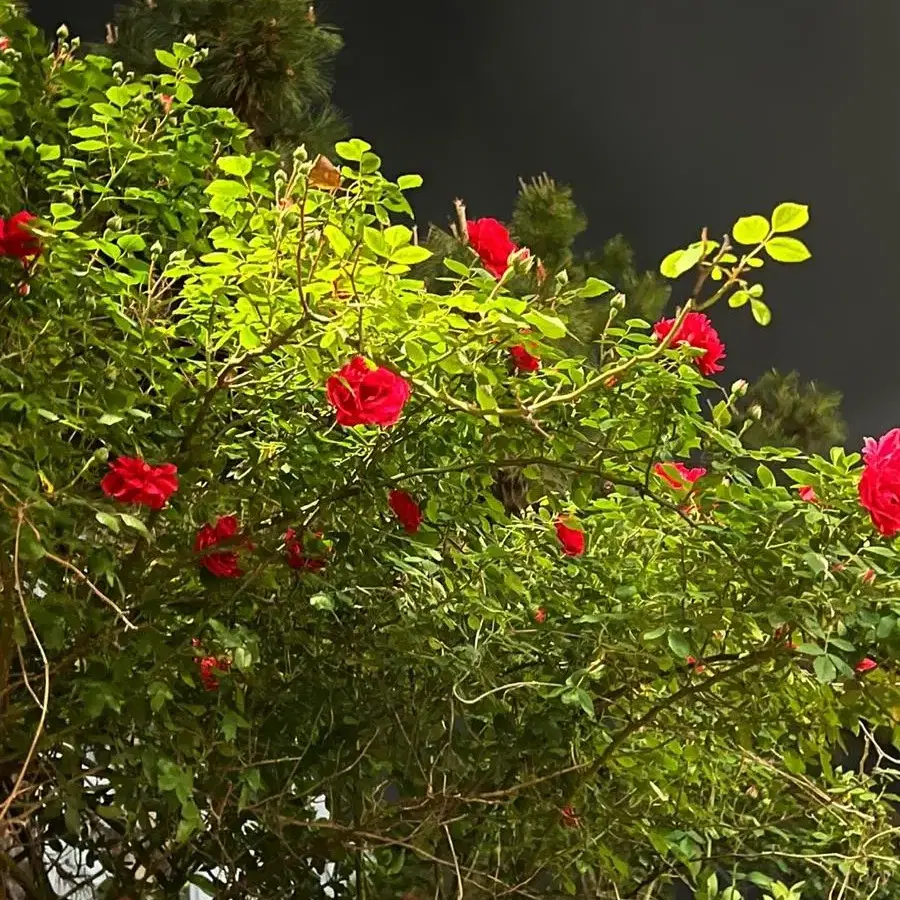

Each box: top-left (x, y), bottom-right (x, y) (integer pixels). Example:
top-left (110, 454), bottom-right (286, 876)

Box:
top-left (30, 0), bottom-right (900, 444)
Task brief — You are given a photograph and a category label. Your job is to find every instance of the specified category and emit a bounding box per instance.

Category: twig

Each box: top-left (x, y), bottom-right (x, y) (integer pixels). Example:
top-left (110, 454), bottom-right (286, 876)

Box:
top-left (0, 512), bottom-right (51, 825)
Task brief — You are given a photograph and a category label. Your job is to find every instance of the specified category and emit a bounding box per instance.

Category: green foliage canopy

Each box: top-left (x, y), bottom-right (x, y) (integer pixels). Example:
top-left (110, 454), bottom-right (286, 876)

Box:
top-left (0, 11), bottom-right (896, 900)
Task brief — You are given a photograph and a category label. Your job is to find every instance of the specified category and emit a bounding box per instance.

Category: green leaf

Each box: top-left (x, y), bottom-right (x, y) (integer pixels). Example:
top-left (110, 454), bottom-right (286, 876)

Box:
top-left (771, 202), bottom-right (809, 233)
top-left (765, 236), bottom-right (811, 263)
top-left (216, 155), bottom-right (252, 178)
top-left (363, 226), bottom-right (388, 257)
top-left (659, 244), bottom-right (703, 278)
top-left (95, 511), bottom-right (120, 533)
top-left (154, 48), bottom-right (179, 69)
top-left (750, 298), bottom-right (772, 326)
top-left (323, 224), bottom-right (352, 257)
top-left (397, 173), bottom-right (423, 190)
top-left (813, 654), bottom-right (836, 684)
top-left (119, 514), bottom-right (151, 539)
top-left (391, 245), bottom-right (431, 265)
top-left (728, 289), bottom-right (749, 308)
top-left (756, 464), bottom-right (776, 489)
top-left (796, 643), bottom-right (823, 656)
top-left (524, 310), bottom-right (566, 339)
top-left (475, 384), bottom-right (496, 410)
top-left (579, 277), bottom-right (614, 298)
top-left (803, 552), bottom-right (828, 575)
top-left (334, 138), bottom-right (371, 162)
top-left (37, 144), bottom-right (60, 161)
top-left (74, 140), bottom-right (107, 152)
top-left (732, 215), bottom-right (770, 245)
top-left (98, 413), bottom-right (123, 425)
top-left (384, 225), bottom-right (412, 249)
top-left (828, 637), bottom-right (856, 652)
top-left (206, 179), bottom-right (249, 199)
top-left (667, 630), bottom-right (691, 658)
top-left (50, 202), bottom-right (75, 219)
top-left (117, 234), bottom-right (146, 253)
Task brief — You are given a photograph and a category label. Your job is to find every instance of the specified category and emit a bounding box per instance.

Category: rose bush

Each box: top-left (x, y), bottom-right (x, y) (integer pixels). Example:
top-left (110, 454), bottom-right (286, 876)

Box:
top-left (1, 10), bottom-right (900, 900)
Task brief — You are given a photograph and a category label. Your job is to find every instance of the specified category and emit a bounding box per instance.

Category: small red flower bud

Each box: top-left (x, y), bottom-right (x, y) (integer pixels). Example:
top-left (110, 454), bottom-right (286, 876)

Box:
top-left (533, 607), bottom-right (546, 624)
top-left (855, 657), bottom-right (878, 675)
top-left (862, 568), bottom-right (876, 586)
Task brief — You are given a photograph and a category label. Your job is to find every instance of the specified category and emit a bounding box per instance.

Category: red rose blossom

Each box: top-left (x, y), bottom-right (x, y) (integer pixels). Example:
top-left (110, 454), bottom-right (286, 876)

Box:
top-left (654, 461), bottom-right (706, 491)
top-left (0, 211), bottom-right (41, 263)
top-left (653, 311), bottom-right (725, 376)
top-left (388, 489), bottom-right (423, 534)
top-left (533, 607), bottom-right (546, 624)
top-left (100, 456), bottom-right (178, 509)
top-left (859, 428), bottom-right (900, 536)
top-left (797, 484), bottom-right (818, 503)
top-left (194, 515), bottom-right (244, 578)
top-left (467, 217), bottom-right (518, 279)
top-left (555, 518), bottom-right (585, 556)
top-left (855, 657), bottom-right (878, 675)
top-left (509, 344), bottom-right (540, 372)
top-left (326, 356), bottom-right (411, 427)
top-left (197, 655), bottom-right (230, 692)
top-left (284, 528), bottom-right (327, 571)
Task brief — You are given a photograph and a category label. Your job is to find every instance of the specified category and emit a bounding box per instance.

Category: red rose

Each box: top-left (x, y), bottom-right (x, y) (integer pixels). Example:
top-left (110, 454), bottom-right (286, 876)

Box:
top-left (653, 311), bottom-right (725, 376)
top-left (0, 37), bottom-right (10, 51)
top-left (797, 484), bottom-right (818, 503)
top-left (855, 657), bottom-right (878, 675)
top-left (100, 456), bottom-right (178, 509)
top-left (555, 518), bottom-right (585, 556)
top-left (1, 211), bottom-right (41, 262)
top-left (859, 428), bottom-right (900, 536)
top-left (194, 515), bottom-right (244, 578)
top-left (654, 461), bottom-right (706, 491)
top-left (509, 344), bottom-right (540, 372)
top-left (467, 217), bottom-right (518, 279)
top-left (326, 356), bottom-right (411, 427)
top-left (388, 489), bottom-right (423, 534)
top-left (197, 655), bottom-right (230, 692)
top-left (533, 607), bottom-right (546, 624)
top-left (284, 528), bottom-right (327, 571)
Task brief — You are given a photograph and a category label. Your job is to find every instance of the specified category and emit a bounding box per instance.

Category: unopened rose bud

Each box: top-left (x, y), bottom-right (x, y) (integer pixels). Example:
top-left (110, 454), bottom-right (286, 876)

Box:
top-left (610, 292), bottom-right (626, 310)
top-left (17, 282), bottom-right (29, 296)
top-left (112, 61), bottom-right (123, 74)
top-left (293, 144), bottom-right (309, 162)
top-left (731, 379), bottom-right (748, 396)
top-left (56, 23), bottom-right (69, 39)
top-left (184, 32), bottom-right (197, 46)
top-left (93, 447), bottom-right (109, 462)
top-left (70, 36), bottom-right (80, 48)
top-left (862, 568), bottom-right (876, 586)
top-left (748, 404), bottom-right (762, 421)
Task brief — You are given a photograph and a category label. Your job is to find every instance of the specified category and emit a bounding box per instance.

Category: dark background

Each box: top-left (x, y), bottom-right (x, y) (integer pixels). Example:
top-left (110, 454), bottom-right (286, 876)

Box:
top-left (28, 0), bottom-right (900, 445)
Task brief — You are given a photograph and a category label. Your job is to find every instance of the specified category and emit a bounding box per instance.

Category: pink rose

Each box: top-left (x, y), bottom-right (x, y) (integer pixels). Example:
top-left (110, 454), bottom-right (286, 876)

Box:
top-left (859, 428), bottom-right (900, 536)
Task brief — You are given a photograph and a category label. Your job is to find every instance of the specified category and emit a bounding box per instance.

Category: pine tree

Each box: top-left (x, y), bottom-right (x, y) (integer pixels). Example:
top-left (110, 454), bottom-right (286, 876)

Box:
top-left (737, 368), bottom-right (848, 455)
top-left (106, 0), bottom-right (346, 154)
